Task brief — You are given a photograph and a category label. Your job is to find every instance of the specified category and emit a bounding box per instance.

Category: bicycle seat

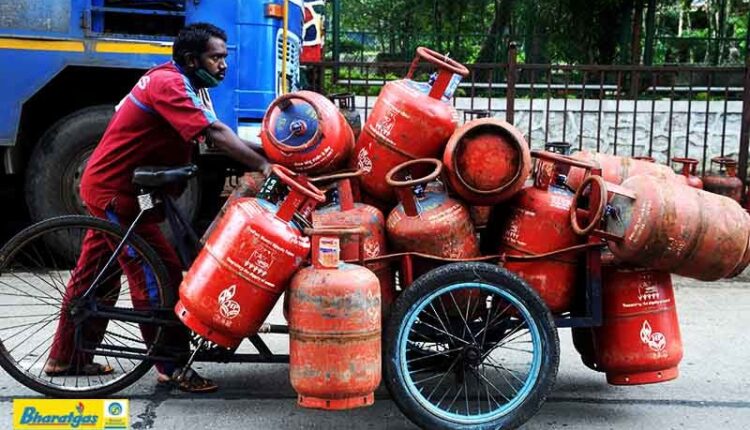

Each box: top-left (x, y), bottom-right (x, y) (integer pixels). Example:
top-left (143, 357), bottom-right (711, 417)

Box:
top-left (132, 165), bottom-right (198, 188)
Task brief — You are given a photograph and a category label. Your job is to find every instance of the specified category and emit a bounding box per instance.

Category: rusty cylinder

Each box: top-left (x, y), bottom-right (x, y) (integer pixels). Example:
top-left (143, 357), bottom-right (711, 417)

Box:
top-left (288, 227), bottom-right (381, 410)
top-left (579, 175), bottom-right (750, 281)
top-left (702, 157), bottom-right (743, 202)
top-left (672, 157), bottom-right (703, 189)
top-left (566, 151), bottom-right (678, 190)
top-left (443, 118), bottom-right (531, 205)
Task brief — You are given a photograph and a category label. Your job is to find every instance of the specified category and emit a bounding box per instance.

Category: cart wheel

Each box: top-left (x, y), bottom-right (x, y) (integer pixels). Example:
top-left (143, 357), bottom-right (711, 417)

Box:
top-left (384, 262), bottom-right (559, 430)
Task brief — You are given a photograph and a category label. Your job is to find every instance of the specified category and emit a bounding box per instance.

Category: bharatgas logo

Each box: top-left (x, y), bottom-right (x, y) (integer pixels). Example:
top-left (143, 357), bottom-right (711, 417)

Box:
top-left (19, 404), bottom-right (98, 428)
top-left (14, 399), bottom-right (129, 430)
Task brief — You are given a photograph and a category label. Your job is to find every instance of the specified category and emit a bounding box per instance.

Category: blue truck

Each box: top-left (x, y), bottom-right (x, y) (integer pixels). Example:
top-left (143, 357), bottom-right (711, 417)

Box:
top-left (0, 0), bottom-right (303, 225)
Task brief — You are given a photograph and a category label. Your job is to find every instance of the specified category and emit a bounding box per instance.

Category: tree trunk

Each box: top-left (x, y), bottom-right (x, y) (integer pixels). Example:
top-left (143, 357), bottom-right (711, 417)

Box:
top-left (476, 0), bottom-right (515, 63)
top-left (643, 0), bottom-right (656, 65)
top-left (631, 0), bottom-right (644, 64)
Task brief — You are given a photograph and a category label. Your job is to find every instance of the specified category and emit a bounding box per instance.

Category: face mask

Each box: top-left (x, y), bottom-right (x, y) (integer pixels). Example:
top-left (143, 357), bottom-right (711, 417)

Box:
top-left (193, 67), bottom-right (222, 88)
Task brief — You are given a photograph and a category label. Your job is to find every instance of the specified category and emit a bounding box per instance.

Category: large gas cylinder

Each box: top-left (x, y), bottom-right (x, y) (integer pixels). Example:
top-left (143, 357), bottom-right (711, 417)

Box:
top-left (672, 157), bottom-right (703, 189)
top-left (573, 174), bottom-right (750, 281)
top-left (289, 227), bottom-right (381, 410)
top-left (498, 150), bottom-right (595, 313)
top-left (329, 93), bottom-right (362, 139)
top-left (443, 118), bottom-right (531, 205)
top-left (352, 47), bottom-right (468, 202)
top-left (703, 156), bottom-right (742, 202)
top-left (566, 151), bottom-right (678, 190)
top-left (261, 91), bottom-right (354, 174)
top-left (201, 172), bottom-right (267, 243)
top-left (310, 170), bottom-right (394, 318)
top-left (386, 158), bottom-right (479, 276)
top-left (594, 267), bottom-right (682, 385)
top-left (175, 165), bottom-right (326, 348)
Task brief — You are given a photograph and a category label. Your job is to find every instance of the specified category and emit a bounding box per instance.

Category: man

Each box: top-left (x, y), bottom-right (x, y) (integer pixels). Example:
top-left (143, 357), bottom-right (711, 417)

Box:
top-left (45, 23), bottom-right (269, 393)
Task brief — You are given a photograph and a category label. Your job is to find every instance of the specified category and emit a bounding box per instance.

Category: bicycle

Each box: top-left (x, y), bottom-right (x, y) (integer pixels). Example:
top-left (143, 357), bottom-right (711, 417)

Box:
top-left (0, 164), bottom-right (290, 397)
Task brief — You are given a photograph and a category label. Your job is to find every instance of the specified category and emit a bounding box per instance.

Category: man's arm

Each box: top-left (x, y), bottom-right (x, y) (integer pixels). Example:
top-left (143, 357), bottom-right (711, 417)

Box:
top-left (207, 120), bottom-right (272, 175)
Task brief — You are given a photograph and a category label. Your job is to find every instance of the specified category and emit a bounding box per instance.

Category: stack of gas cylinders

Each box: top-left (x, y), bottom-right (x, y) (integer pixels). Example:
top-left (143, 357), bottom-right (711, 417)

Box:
top-left (173, 46), bottom-right (750, 410)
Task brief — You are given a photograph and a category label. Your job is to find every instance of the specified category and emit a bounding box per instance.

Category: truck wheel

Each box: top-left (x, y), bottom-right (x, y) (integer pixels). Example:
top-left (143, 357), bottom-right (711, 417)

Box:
top-left (25, 106), bottom-right (200, 255)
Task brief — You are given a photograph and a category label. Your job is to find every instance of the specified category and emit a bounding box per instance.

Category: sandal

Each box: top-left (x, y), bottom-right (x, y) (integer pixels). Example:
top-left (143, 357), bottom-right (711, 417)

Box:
top-left (44, 362), bottom-right (114, 377)
top-left (160, 368), bottom-right (218, 393)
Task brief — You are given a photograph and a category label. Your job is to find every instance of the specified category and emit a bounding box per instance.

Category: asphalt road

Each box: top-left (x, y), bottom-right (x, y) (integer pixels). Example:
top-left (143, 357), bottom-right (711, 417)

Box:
top-left (0, 276), bottom-right (748, 429)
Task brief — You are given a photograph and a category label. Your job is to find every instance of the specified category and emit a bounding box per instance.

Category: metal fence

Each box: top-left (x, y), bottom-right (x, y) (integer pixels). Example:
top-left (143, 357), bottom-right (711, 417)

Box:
top-left (303, 45), bottom-right (750, 192)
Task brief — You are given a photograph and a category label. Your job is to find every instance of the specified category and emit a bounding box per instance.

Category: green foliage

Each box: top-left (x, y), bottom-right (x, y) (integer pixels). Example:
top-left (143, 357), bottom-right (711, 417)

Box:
top-left (331, 0), bottom-right (748, 65)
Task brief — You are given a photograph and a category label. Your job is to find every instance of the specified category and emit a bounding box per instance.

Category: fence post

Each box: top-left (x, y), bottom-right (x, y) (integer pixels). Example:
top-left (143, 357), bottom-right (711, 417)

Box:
top-left (506, 42), bottom-right (517, 124)
top-left (739, 52), bottom-right (750, 203)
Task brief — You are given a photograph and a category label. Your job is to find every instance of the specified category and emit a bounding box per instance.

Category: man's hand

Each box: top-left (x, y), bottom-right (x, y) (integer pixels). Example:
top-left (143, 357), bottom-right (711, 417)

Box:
top-left (206, 121), bottom-right (269, 173)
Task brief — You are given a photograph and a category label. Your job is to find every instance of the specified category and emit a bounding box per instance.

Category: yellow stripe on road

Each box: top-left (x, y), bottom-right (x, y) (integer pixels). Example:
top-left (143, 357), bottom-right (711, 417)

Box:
top-left (0, 38), bottom-right (84, 52)
top-left (95, 41), bottom-right (172, 55)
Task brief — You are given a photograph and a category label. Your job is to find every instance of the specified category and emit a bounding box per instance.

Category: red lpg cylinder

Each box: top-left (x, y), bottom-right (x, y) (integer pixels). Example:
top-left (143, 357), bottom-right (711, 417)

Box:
top-left (352, 47), bottom-right (468, 202)
top-left (443, 118), bottom-right (531, 205)
top-left (566, 151), bottom-right (678, 190)
top-left (498, 150), bottom-right (596, 313)
top-left (289, 228), bottom-right (381, 410)
top-left (386, 159), bottom-right (479, 276)
top-left (702, 157), bottom-right (743, 202)
top-left (594, 267), bottom-right (682, 385)
top-left (175, 165), bottom-right (326, 348)
top-left (672, 157), bottom-right (703, 189)
top-left (201, 172), bottom-right (267, 243)
top-left (261, 91), bottom-right (354, 174)
top-left (310, 170), bottom-right (394, 318)
top-left (572, 174), bottom-right (750, 281)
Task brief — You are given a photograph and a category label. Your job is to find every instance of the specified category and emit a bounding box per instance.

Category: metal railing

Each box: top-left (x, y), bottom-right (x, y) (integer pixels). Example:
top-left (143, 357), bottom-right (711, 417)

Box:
top-left (302, 45), bottom-right (750, 195)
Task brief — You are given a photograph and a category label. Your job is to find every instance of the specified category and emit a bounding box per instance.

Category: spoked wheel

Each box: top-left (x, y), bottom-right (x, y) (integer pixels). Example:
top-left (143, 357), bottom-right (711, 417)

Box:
top-left (385, 263), bottom-right (559, 430)
top-left (0, 215), bottom-right (171, 397)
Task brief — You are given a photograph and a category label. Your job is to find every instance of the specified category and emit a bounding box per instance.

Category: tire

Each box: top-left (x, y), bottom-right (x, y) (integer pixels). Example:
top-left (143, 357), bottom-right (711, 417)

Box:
top-left (0, 215), bottom-right (171, 397)
top-left (384, 263), bottom-right (559, 430)
top-left (24, 106), bottom-right (201, 254)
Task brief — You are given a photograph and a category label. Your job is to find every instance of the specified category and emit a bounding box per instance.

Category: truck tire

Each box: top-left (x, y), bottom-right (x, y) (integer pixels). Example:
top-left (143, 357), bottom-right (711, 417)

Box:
top-left (25, 106), bottom-right (200, 254)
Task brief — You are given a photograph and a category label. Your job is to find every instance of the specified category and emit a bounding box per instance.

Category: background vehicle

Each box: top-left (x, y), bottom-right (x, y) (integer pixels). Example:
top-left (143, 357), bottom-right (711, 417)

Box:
top-left (0, 0), bottom-right (304, 240)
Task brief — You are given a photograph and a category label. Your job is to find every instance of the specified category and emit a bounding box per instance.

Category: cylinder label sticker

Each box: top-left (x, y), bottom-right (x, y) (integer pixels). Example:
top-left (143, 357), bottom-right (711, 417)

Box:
top-left (318, 237), bottom-right (340, 268)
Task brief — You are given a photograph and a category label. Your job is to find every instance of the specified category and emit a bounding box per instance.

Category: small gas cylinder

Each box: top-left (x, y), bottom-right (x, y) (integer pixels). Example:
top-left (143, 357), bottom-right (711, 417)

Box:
top-left (201, 172), bottom-right (267, 243)
top-left (175, 165), bottom-right (326, 348)
top-left (352, 47), bottom-right (468, 202)
top-left (572, 174), bottom-right (750, 281)
top-left (262, 91), bottom-right (354, 174)
top-left (288, 227), bottom-right (381, 410)
top-left (498, 150), bottom-right (595, 313)
top-left (443, 118), bottom-right (531, 205)
top-left (385, 158), bottom-right (479, 277)
top-left (566, 151), bottom-right (678, 190)
top-left (311, 170), bottom-right (394, 318)
top-left (594, 267), bottom-right (682, 385)
top-left (329, 93), bottom-right (362, 139)
top-left (672, 157), bottom-right (703, 189)
top-left (703, 156), bottom-right (743, 202)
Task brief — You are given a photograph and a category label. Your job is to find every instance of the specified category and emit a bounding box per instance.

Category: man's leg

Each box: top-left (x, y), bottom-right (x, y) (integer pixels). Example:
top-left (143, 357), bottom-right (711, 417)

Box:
top-left (47, 228), bottom-right (119, 372)
top-left (98, 206), bottom-right (191, 377)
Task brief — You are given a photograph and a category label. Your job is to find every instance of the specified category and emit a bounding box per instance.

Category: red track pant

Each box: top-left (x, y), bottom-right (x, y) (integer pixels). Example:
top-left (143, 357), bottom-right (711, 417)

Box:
top-left (48, 202), bottom-right (190, 375)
